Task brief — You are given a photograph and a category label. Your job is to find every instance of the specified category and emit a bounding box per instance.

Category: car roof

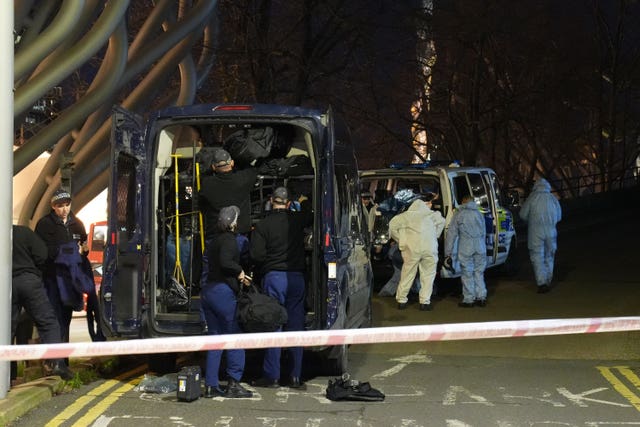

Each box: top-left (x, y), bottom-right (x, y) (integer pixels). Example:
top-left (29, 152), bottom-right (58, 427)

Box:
top-left (359, 165), bottom-right (496, 178)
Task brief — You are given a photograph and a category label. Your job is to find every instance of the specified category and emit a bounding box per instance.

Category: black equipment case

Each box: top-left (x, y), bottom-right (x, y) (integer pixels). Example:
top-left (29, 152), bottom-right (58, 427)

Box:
top-left (177, 366), bottom-right (201, 402)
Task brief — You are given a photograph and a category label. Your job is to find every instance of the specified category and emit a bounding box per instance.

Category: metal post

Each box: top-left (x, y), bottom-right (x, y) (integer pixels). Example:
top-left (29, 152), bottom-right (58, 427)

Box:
top-left (1, 1), bottom-right (15, 398)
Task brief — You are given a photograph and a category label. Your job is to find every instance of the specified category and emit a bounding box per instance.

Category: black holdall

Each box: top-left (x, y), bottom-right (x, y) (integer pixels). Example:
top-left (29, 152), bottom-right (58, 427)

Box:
top-left (326, 373), bottom-right (385, 402)
top-left (224, 127), bottom-right (275, 166)
top-left (236, 283), bottom-right (288, 333)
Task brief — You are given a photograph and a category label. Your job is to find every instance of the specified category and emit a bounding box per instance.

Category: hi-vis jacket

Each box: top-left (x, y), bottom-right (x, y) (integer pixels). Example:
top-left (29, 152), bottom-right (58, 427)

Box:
top-left (389, 199), bottom-right (445, 255)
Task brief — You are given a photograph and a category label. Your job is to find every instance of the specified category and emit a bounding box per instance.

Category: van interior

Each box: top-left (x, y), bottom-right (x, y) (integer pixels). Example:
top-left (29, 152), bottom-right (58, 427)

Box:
top-left (150, 122), bottom-right (317, 326)
top-left (362, 176), bottom-right (443, 215)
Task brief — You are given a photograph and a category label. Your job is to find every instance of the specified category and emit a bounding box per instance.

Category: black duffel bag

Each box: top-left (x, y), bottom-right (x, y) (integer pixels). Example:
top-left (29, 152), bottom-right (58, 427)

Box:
top-left (224, 127), bottom-right (275, 166)
top-left (236, 284), bottom-right (288, 333)
top-left (326, 374), bottom-right (385, 402)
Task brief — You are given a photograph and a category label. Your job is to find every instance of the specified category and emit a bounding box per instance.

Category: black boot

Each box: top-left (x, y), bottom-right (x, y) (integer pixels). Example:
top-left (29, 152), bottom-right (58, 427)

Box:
top-left (204, 385), bottom-right (225, 398)
top-left (51, 361), bottom-right (74, 380)
top-left (226, 378), bottom-right (253, 398)
top-left (251, 377), bottom-right (279, 388)
top-left (288, 376), bottom-right (307, 390)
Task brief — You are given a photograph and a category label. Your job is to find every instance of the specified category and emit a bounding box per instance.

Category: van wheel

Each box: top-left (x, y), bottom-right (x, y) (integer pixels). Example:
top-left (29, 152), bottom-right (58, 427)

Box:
top-left (147, 353), bottom-right (176, 375)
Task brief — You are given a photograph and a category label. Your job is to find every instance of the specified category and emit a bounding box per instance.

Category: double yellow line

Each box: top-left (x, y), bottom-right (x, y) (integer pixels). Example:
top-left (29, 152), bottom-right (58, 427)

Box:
top-left (45, 364), bottom-right (148, 427)
top-left (597, 366), bottom-right (640, 412)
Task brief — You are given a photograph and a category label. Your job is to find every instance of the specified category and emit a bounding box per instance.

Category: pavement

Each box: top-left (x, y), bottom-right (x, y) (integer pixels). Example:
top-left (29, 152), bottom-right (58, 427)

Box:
top-left (0, 312), bottom-right (105, 426)
top-left (1, 195), bottom-right (638, 425)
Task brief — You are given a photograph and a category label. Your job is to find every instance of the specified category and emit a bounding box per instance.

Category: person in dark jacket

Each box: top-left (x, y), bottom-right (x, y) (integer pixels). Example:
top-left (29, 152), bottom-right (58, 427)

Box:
top-left (200, 205), bottom-right (253, 399)
top-left (198, 149), bottom-right (257, 283)
top-left (12, 225), bottom-right (73, 381)
top-left (199, 148), bottom-right (257, 238)
top-left (250, 187), bottom-right (311, 390)
top-left (35, 189), bottom-right (101, 350)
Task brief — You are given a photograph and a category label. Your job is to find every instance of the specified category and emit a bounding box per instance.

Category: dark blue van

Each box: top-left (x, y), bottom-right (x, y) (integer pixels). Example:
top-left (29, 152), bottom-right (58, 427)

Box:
top-left (100, 104), bottom-right (372, 373)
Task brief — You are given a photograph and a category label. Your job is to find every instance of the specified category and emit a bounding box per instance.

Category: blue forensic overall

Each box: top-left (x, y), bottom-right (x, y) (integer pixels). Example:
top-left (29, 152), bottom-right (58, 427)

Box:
top-left (445, 200), bottom-right (487, 304)
top-left (519, 178), bottom-right (562, 287)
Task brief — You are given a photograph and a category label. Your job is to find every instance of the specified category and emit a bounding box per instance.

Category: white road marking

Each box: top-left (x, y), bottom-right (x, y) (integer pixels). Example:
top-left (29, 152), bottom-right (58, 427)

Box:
top-left (443, 386), bottom-right (494, 406)
top-left (92, 415), bottom-right (163, 426)
top-left (502, 389), bottom-right (565, 407)
top-left (557, 387), bottom-right (632, 408)
top-left (372, 352), bottom-right (433, 379)
top-left (256, 417), bottom-right (292, 426)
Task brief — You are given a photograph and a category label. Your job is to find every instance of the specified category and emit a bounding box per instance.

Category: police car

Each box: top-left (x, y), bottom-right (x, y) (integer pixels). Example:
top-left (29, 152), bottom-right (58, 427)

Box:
top-left (359, 162), bottom-right (518, 278)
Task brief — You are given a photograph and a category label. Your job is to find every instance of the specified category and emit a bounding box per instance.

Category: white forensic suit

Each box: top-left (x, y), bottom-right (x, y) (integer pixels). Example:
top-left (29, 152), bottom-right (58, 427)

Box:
top-left (389, 199), bottom-right (445, 306)
top-left (519, 178), bottom-right (562, 289)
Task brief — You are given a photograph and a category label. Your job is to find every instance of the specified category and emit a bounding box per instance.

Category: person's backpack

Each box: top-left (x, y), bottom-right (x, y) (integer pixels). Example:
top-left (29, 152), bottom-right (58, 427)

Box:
top-left (326, 374), bottom-right (385, 402)
top-left (236, 284), bottom-right (288, 333)
top-left (224, 127), bottom-right (275, 166)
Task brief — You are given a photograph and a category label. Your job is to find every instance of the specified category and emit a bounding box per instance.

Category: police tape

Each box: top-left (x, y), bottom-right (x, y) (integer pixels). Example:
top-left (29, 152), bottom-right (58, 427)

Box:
top-left (1, 316), bottom-right (639, 361)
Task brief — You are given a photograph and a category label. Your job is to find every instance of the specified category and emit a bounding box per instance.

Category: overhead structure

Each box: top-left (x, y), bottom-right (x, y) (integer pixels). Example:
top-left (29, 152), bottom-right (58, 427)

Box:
top-left (13, 0), bottom-right (218, 226)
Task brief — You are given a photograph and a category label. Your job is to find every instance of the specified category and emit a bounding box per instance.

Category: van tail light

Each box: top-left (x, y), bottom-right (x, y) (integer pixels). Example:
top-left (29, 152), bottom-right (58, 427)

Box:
top-left (212, 105), bottom-right (253, 111)
top-left (328, 262), bottom-right (337, 279)
top-left (324, 231), bottom-right (330, 247)
top-left (111, 232), bottom-right (117, 245)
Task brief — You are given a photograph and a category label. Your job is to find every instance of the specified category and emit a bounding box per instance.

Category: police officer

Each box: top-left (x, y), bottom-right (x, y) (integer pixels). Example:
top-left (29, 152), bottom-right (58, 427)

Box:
top-left (201, 205), bottom-right (253, 399)
top-left (12, 225), bottom-right (73, 380)
top-left (199, 148), bottom-right (257, 238)
top-left (35, 189), bottom-right (95, 350)
top-left (250, 187), bottom-right (311, 390)
top-left (199, 149), bottom-right (257, 281)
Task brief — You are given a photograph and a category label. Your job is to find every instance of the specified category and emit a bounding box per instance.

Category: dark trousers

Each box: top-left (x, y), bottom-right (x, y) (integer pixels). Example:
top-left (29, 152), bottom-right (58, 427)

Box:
top-left (12, 273), bottom-right (63, 344)
top-left (262, 271), bottom-right (305, 380)
top-left (44, 276), bottom-right (73, 345)
top-left (12, 273), bottom-right (66, 368)
top-left (86, 290), bottom-right (106, 341)
top-left (200, 282), bottom-right (245, 387)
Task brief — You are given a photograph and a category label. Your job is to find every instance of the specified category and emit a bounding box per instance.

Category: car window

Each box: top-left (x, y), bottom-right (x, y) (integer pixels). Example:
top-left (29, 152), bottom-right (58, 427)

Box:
top-left (488, 172), bottom-right (503, 208)
top-left (468, 173), bottom-right (490, 209)
top-left (452, 175), bottom-right (470, 205)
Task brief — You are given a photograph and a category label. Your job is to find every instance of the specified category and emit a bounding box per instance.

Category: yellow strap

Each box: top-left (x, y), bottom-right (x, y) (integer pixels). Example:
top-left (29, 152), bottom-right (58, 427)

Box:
top-left (196, 162), bottom-right (205, 253)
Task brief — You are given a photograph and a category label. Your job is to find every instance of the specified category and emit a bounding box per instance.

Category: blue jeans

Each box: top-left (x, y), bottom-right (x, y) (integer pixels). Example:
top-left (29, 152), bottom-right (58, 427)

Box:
top-left (200, 282), bottom-right (245, 387)
top-left (261, 271), bottom-right (305, 380)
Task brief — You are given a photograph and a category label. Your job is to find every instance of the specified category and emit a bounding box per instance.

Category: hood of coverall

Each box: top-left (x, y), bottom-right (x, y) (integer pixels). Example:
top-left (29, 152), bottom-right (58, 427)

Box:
top-left (459, 199), bottom-right (479, 211)
top-left (532, 178), bottom-right (551, 193)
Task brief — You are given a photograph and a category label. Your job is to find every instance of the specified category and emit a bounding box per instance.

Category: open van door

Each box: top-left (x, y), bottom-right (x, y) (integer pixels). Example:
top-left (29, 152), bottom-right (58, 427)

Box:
top-left (101, 106), bottom-right (148, 337)
top-left (449, 169), bottom-right (500, 266)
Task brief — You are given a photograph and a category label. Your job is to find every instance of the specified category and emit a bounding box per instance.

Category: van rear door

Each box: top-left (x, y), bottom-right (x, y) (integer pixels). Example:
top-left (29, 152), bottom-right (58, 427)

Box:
top-left (101, 106), bottom-right (148, 337)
